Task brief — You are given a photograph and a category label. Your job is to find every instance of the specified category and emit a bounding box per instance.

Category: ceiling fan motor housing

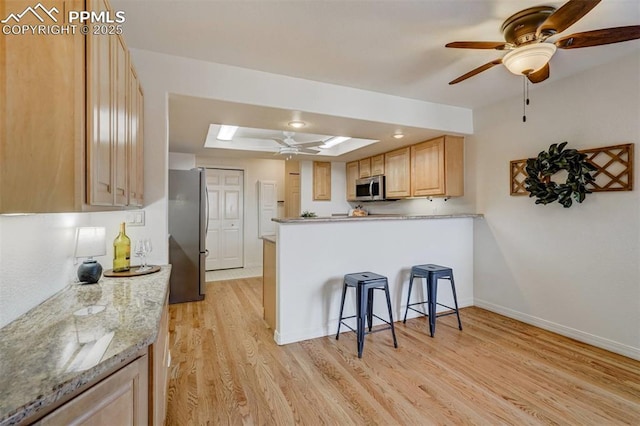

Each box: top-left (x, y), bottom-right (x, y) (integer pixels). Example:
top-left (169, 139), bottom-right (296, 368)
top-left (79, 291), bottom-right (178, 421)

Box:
top-left (501, 6), bottom-right (556, 45)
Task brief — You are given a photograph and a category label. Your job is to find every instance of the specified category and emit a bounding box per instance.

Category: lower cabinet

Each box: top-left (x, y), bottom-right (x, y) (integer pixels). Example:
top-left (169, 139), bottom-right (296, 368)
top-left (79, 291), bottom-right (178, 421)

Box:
top-left (150, 301), bottom-right (170, 426)
top-left (34, 299), bottom-right (169, 426)
top-left (262, 239), bottom-right (276, 329)
top-left (37, 355), bottom-right (149, 425)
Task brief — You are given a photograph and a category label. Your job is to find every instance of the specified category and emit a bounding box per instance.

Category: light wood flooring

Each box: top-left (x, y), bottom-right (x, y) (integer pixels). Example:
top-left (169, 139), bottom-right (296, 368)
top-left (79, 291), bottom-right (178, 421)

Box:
top-left (166, 277), bottom-right (640, 425)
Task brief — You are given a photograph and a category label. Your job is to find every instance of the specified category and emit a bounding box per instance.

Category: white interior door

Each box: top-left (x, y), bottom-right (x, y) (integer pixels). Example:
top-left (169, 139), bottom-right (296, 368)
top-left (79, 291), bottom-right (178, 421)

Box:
top-left (205, 169), bottom-right (244, 270)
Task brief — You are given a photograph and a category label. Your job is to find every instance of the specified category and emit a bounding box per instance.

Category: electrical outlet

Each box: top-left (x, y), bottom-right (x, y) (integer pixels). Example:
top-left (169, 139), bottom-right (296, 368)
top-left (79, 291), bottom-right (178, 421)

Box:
top-left (126, 210), bottom-right (145, 226)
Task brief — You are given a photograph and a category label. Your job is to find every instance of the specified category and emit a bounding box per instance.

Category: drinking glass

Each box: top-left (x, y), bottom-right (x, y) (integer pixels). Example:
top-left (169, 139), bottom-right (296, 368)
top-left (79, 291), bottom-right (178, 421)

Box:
top-left (144, 239), bottom-right (153, 268)
top-left (135, 239), bottom-right (150, 272)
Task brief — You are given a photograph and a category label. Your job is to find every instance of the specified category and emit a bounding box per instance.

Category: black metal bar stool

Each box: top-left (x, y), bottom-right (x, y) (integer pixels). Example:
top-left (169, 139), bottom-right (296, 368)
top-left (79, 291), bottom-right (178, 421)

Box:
top-left (403, 264), bottom-right (462, 337)
top-left (336, 272), bottom-right (398, 358)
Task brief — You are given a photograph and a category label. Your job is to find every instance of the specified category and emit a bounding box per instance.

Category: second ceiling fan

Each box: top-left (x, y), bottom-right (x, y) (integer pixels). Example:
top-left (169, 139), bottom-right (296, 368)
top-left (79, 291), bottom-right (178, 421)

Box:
top-left (446, 0), bottom-right (640, 85)
top-left (271, 131), bottom-right (324, 158)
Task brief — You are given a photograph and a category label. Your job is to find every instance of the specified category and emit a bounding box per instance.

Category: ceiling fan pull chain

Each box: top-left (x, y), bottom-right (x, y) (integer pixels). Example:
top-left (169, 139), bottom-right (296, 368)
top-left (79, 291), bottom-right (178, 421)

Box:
top-left (522, 76), bottom-right (527, 123)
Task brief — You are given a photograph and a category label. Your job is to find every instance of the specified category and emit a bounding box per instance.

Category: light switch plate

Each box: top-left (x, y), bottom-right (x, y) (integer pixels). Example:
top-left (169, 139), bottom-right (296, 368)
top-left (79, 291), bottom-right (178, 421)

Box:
top-left (126, 210), bottom-right (145, 226)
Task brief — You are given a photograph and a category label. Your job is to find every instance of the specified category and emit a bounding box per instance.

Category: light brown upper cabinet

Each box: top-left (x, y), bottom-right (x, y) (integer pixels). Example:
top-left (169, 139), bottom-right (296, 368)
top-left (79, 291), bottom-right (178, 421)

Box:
top-left (346, 161), bottom-right (359, 201)
top-left (358, 158), bottom-right (371, 178)
top-left (384, 147), bottom-right (411, 198)
top-left (313, 161), bottom-right (332, 201)
top-left (1, 0), bottom-right (86, 213)
top-left (87, 0), bottom-right (144, 208)
top-left (128, 65), bottom-right (144, 207)
top-left (411, 136), bottom-right (464, 197)
top-left (371, 154), bottom-right (385, 176)
top-left (0, 0), bottom-right (144, 213)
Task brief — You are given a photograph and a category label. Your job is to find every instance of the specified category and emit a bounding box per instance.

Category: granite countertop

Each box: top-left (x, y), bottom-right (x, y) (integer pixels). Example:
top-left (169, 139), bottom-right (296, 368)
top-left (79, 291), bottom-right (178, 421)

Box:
top-left (272, 213), bottom-right (483, 224)
top-left (0, 265), bottom-right (171, 425)
top-left (261, 235), bottom-right (276, 243)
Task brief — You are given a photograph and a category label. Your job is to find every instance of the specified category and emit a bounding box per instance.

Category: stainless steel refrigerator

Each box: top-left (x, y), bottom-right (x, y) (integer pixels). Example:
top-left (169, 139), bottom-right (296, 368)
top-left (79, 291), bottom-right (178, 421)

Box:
top-left (168, 168), bottom-right (207, 304)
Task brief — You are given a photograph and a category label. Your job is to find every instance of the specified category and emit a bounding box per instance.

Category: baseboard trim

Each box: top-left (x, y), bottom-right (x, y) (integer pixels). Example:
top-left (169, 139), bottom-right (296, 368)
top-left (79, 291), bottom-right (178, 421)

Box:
top-left (474, 299), bottom-right (640, 361)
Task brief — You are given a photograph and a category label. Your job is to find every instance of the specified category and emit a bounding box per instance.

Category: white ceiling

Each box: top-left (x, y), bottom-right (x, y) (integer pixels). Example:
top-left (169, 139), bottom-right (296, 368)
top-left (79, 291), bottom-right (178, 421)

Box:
top-left (112, 0), bottom-right (640, 160)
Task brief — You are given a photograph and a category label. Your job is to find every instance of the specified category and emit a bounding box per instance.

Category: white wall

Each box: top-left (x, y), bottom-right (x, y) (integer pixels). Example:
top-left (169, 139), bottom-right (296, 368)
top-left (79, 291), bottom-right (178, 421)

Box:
top-left (472, 52), bottom-right (640, 359)
top-left (276, 218), bottom-right (475, 344)
top-left (196, 157), bottom-right (285, 268)
top-left (168, 152), bottom-right (196, 170)
top-left (300, 161), bottom-right (352, 216)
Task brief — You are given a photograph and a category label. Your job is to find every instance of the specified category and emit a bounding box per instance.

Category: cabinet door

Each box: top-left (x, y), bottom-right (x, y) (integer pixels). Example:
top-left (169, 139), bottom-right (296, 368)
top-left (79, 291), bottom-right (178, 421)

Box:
top-left (263, 240), bottom-right (276, 329)
top-left (411, 137), bottom-right (445, 196)
top-left (313, 161), bottom-right (332, 201)
top-left (113, 35), bottom-right (129, 206)
top-left (87, 0), bottom-right (115, 206)
top-left (38, 355), bottom-right (149, 425)
top-left (358, 158), bottom-right (371, 178)
top-left (128, 64), bottom-right (144, 207)
top-left (443, 135), bottom-right (464, 197)
top-left (384, 147), bottom-right (411, 198)
top-left (150, 301), bottom-right (169, 426)
top-left (371, 154), bottom-right (385, 176)
top-left (411, 135), bottom-right (464, 197)
top-left (346, 161), bottom-right (359, 201)
top-left (1, 0), bottom-right (85, 213)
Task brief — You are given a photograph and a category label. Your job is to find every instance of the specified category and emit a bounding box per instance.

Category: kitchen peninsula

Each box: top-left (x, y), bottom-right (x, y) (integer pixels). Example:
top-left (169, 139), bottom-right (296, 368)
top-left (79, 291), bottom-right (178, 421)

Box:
top-left (267, 214), bottom-right (481, 345)
top-left (0, 266), bottom-right (171, 425)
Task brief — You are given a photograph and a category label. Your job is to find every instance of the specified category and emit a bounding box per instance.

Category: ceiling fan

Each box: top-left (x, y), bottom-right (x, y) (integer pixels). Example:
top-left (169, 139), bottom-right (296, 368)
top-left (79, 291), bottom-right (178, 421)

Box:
top-left (446, 0), bottom-right (640, 85)
top-left (271, 131), bottom-right (324, 158)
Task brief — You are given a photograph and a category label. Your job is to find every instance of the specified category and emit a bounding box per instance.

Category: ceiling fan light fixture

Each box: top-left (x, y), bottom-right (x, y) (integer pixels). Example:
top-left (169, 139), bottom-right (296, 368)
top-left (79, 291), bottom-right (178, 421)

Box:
top-left (288, 121), bottom-right (306, 129)
top-left (320, 136), bottom-right (351, 149)
top-left (216, 125), bottom-right (239, 141)
top-left (502, 43), bottom-right (556, 76)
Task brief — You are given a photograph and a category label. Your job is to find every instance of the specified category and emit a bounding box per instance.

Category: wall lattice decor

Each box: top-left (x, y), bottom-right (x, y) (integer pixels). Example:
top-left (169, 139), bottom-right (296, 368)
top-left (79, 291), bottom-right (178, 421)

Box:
top-left (510, 143), bottom-right (634, 196)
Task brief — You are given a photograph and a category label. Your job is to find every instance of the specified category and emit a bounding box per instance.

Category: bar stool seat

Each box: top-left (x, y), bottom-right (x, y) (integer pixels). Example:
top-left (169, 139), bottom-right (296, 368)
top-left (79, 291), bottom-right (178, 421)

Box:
top-left (336, 272), bottom-right (398, 358)
top-left (403, 264), bottom-right (462, 337)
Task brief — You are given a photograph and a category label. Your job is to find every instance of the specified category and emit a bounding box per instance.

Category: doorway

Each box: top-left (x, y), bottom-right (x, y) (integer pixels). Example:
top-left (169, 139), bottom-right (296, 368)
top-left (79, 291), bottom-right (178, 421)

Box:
top-left (205, 168), bottom-right (244, 271)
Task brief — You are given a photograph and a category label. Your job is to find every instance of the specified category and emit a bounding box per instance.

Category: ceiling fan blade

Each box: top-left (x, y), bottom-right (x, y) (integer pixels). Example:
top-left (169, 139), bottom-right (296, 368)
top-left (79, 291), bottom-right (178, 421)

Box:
top-left (271, 138), bottom-right (291, 147)
top-left (555, 25), bottom-right (640, 49)
top-left (445, 41), bottom-right (508, 50)
top-left (527, 63), bottom-right (550, 84)
top-left (299, 148), bottom-right (320, 154)
top-left (448, 59), bottom-right (502, 85)
top-left (297, 140), bottom-right (325, 148)
top-left (536, 0), bottom-right (601, 37)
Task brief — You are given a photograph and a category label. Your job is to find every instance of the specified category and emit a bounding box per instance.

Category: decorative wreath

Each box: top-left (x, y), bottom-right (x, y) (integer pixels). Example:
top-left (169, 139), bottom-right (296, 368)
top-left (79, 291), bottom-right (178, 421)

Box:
top-left (524, 142), bottom-right (597, 208)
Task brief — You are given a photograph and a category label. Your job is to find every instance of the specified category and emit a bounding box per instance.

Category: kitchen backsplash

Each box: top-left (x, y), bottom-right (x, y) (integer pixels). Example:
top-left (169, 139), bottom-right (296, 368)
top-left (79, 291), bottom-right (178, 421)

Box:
top-left (0, 210), bottom-right (153, 328)
top-left (353, 195), bottom-right (475, 216)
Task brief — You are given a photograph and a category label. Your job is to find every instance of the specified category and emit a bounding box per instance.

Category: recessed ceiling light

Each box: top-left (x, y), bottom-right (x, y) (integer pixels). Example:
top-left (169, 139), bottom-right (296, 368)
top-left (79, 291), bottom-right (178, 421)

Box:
top-left (393, 132), bottom-right (404, 139)
top-left (217, 125), bottom-right (238, 141)
top-left (288, 121), bottom-right (306, 129)
top-left (320, 136), bottom-right (350, 149)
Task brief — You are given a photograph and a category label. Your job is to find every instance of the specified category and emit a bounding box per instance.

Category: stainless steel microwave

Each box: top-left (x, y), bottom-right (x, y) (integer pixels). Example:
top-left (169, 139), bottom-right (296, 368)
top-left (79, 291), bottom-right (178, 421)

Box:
top-left (355, 175), bottom-right (385, 201)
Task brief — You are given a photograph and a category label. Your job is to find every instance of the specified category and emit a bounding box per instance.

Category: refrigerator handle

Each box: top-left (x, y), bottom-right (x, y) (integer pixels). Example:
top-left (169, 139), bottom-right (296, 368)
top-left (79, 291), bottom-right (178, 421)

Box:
top-left (205, 184), bottom-right (210, 236)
